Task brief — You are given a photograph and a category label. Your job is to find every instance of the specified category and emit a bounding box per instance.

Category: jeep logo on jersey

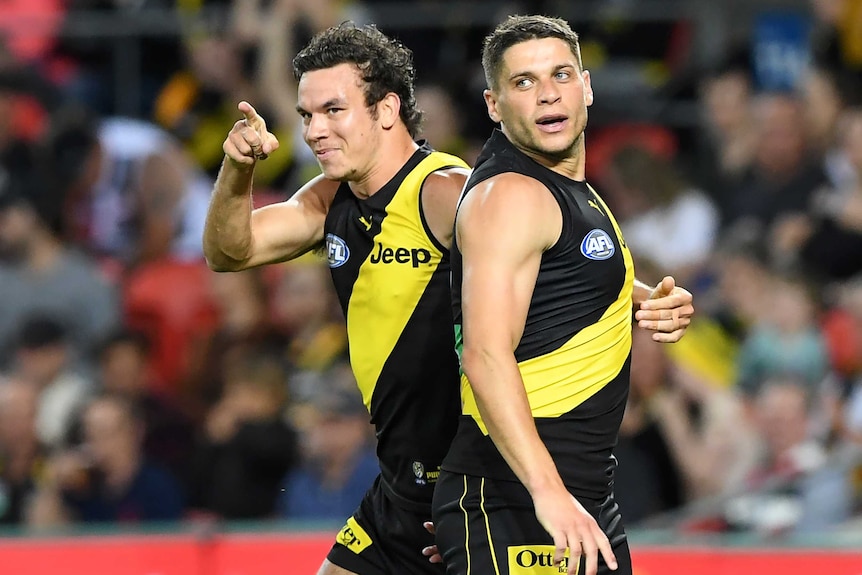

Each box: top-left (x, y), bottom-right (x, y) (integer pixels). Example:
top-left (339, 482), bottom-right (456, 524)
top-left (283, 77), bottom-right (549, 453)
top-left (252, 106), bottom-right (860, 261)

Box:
top-left (369, 242), bottom-right (432, 267)
top-left (325, 233), bottom-right (350, 268)
top-left (580, 229), bottom-right (615, 260)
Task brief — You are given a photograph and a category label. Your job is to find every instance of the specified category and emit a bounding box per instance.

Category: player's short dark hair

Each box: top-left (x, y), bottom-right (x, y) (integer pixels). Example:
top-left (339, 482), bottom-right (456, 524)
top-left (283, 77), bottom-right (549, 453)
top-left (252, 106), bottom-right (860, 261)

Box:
top-left (483, 15), bottom-right (583, 91)
top-left (293, 21), bottom-right (423, 138)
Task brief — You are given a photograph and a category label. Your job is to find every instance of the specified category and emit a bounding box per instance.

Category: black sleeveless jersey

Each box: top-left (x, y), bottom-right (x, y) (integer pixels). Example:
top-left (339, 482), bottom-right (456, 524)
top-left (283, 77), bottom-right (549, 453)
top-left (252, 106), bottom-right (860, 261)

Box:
top-left (323, 144), bottom-right (469, 509)
top-left (443, 130), bottom-right (634, 499)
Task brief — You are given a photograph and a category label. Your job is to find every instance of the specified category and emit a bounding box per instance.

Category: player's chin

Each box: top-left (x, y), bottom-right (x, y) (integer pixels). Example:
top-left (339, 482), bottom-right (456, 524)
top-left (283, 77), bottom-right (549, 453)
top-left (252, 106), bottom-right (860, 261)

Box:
top-left (319, 164), bottom-right (349, 181)
top-left (537, 140), bottom-right (577, 159)
top-left (534, 131), bottom-right (576, 150)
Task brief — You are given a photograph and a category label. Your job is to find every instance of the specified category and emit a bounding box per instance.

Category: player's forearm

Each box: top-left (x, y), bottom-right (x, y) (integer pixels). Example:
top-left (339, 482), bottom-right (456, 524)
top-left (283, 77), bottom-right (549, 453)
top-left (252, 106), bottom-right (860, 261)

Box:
top-left (203, 158), bottom-right (256, 271)
top-left (462, 347), bottom-right (567, 495)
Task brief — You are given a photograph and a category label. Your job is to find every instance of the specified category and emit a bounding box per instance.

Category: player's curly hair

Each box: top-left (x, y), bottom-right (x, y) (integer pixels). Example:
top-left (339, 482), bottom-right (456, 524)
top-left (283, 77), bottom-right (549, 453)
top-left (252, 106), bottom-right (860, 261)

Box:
top-left (482, 15), bottom-right (583, 91)
top-left (293, 21), bottom-right (423, 138)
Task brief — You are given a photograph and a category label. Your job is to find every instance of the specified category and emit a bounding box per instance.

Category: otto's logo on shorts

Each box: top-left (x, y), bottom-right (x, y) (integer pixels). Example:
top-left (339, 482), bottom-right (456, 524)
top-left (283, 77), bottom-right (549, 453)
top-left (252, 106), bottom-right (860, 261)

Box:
top-left (580, 229), bottom-right (615, 260)
top-left (336, 516), bottom-right (372, 555)
top-left (508, 545), bottom-right (575, 575)
top-left (326, 233), bottom-right (350, 268)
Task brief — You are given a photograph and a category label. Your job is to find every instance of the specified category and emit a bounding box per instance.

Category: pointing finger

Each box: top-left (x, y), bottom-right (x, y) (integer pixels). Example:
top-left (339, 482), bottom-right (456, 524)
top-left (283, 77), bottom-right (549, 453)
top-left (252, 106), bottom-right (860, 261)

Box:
top-left (238, 101), bottom-right (265, 131)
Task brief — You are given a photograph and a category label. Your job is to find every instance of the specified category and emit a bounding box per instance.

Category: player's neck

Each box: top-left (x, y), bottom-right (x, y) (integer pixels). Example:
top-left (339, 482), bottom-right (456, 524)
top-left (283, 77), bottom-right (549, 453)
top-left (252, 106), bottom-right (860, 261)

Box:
top-left (503, 128), bottom-right (586, 181)
top-left (349, 131), bottom-right (419, 199)
top-left (547, 145), bottom-right (586, 181)
top-left (527, 139), bottom-right (586, 181)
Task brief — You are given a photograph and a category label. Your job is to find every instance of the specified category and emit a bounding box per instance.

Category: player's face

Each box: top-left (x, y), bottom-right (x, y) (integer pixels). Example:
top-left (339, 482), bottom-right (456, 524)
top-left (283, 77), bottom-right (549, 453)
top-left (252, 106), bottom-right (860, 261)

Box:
top-left (485, 38), bottom-right (593, 162)
top-left (297, 64), bottom-right (381, 181)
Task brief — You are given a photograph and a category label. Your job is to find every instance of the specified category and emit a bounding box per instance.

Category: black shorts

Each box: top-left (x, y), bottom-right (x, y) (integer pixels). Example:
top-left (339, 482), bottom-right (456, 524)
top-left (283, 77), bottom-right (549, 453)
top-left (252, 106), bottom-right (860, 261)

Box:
top-left (327, 475), bottom-right (444, 575)
top-left (431, 471), bottom-right (632, 575)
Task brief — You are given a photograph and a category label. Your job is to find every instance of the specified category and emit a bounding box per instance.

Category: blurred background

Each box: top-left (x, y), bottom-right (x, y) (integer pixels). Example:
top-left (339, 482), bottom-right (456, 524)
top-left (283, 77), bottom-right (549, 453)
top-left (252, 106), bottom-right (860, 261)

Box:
top-left (1, 0), bottom-right (862, 573)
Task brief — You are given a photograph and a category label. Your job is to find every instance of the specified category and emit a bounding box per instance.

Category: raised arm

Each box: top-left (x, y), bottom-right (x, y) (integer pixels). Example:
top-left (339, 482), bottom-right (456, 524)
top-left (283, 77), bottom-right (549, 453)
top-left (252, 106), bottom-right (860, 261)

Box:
top-left (457, 173), bottom-right (616, 575)
top-left (203, 101), bottom-right (337, 271)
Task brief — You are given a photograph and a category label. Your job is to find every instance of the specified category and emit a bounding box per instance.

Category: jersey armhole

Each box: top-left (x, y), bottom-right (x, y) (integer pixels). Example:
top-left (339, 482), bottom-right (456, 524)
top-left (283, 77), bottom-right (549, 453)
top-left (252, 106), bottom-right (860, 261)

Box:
top-left (532, 175), bottom-right (574, 260)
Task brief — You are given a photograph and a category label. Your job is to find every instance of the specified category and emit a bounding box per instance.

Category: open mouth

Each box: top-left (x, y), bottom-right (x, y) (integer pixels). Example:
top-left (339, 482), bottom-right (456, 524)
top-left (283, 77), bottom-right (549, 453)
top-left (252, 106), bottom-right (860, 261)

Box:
top-left (536, 115), bottom-right (568, 132)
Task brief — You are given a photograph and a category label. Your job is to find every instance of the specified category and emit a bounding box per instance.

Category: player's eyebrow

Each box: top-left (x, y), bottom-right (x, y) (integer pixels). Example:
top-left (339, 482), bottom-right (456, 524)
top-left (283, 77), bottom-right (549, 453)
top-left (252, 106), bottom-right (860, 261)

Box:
top-left (507, 70), bottom-right (534, 83)
top-left (508, 63), bottom-right (577, 82)
top-left (296, 98), bottom-right (347, 114)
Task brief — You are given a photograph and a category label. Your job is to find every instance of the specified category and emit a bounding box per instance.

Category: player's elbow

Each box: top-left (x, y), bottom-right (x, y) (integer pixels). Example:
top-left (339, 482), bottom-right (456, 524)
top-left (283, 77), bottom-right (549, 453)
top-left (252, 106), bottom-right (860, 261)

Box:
top-left (460, 346), bottom-right (497, 388)
top-left (205, 257), bottom-right (232, 273)
top-left (203, 249), bottom-right (245, 273)
top-left (202, 232), bottom-right (252, 272)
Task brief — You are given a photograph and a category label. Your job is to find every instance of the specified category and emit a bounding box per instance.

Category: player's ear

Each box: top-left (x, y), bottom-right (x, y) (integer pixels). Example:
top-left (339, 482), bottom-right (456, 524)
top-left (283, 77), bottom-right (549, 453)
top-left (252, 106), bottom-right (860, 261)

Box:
top-left (484, 89), bottom-right (501, 124)
top-left (379, 92), bottom-right (401, 130)
top-left (582, 70), bottom-right (594, 107)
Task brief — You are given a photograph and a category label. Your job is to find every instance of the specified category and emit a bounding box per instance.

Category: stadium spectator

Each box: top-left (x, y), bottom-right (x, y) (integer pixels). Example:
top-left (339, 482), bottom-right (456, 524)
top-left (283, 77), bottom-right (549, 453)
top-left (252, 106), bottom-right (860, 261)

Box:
top-left (27, 393), bottom-right (184, 526)
top-left (10, 316), bottom-right (92, 450)
top-left (92, 328), bottom-right (194, 480)
top-left (0, 376), bottom-right (45, 525)
top-left (278, 363), bottom-right (377, 520)
top-left (0, 171), bottom-right (119, 368)
top-left (186, 353), bottom-right (297, 520)
top-left (723, 377), bottom-right (853, 534)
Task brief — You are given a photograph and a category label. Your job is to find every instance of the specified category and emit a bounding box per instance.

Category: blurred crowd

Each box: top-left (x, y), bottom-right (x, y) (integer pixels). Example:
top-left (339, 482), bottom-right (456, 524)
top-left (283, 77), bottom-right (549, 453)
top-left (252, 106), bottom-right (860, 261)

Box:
top-left (0, 0), bottom-right (862, 540)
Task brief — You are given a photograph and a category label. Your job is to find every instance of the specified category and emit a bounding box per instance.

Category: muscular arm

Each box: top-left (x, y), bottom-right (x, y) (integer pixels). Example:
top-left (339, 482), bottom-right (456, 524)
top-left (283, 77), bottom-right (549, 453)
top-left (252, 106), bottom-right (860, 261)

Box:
top-left (457, 174), bottom-right (615, 575)
top-left (203, 166), bottom-right (336, 271)
top-left (202, 102), bottom-right (339, 272)
top-left (458, 172), bottom-right (560, 494)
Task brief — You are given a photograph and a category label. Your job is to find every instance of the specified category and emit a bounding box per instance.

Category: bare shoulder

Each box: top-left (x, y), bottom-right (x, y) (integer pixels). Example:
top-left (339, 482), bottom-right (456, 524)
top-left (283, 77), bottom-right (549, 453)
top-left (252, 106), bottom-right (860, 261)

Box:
top-left (252, 174), bottom-right (340, 223)
top-left (460, 172), bottom-right (551, 214)
top-left (423, 166), bottom-right (471, 194)
top-left (458, 172), bottom-right (559, 250)
top-left (292, 174), bottom-right (340, 210)
top-left (420, 166), bottom-right (471, 211)
top-left (420, 166), bottom-right (471, 250)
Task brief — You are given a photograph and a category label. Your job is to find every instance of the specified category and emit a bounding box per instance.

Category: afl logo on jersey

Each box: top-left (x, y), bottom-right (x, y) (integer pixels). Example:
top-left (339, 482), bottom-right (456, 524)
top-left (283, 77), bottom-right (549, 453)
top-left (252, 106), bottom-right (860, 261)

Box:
top-left (580, 229), bottom-right (615, 260)
top-left (325, 233), bottom-right (350, 268)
